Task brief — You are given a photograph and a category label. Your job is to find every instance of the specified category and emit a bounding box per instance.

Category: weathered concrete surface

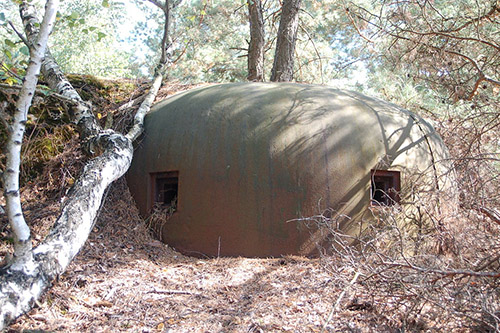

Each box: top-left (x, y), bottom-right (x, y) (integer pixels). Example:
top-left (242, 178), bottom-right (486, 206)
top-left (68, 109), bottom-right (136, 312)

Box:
top-left (127, 82), bottom-right (452, 257)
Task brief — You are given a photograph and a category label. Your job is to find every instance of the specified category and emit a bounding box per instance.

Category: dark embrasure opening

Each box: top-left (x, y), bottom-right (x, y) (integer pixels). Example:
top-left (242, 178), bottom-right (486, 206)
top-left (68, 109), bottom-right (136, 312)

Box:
top-left (152, 171), bottom-right (179, 209)
top-left (370, 170), bottom-right (400, 206)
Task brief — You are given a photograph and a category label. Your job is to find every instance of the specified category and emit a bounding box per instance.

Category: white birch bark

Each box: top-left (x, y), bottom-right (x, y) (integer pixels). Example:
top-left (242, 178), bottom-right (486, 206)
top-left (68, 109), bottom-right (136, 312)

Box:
top-left (127, 72), bottom-right (164, 141)
top-left (0, 0), bottom-right (169, 329)
top-left (0, 136), bottom-right (132, 330)
top-left (19, 1), bottom-right (100, 142)
top-left (3, 0), bottom-right (58, 270)
top-left (128, 0), bottom-right (170, 141)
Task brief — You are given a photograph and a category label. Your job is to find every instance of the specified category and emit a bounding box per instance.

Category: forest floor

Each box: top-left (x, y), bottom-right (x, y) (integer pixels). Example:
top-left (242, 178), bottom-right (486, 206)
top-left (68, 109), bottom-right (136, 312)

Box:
top-left (4, 178), bottom-right (484, 333)
top-left (1, 179), bottom-right (432, 332)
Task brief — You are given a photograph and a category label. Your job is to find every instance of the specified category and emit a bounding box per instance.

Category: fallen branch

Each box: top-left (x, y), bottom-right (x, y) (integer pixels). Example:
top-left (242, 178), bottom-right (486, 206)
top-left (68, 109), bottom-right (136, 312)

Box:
top-left (147, 288), bottom-right (204, 297)
top-left (321, 271), bottom-right (361, 332)
top-left (0, 82), bottom-right (78, 104)
top-left (473, 205), bottom-right (500, 226)
top-left (380, 261), bottom-right (500, 278)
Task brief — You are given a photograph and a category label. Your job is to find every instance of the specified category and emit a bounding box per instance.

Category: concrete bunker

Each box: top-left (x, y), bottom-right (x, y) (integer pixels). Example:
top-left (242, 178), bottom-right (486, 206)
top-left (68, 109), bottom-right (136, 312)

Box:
top-left (127, 82), bottom-right (452, 257)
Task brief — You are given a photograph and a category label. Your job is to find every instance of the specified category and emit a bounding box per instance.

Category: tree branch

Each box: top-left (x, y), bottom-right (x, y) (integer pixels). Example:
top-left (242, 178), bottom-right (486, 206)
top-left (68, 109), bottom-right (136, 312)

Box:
top-left (19, 1), bottom-right (101, 144)
top-left (7, 21), bottom-right (29, 47)
top-left (441, 3), bottom-right (500, 34)
top-left (299, 22), bottom-right (324, 83)
top-left (0, 82), bottom-right (79, 104)
top-left (345, 7), bottom-right (374, 43)
top-left (127, 1), bottom-right (171, 140)
top-left (380, 261), bottom-right (500, 278)
top-left (354, 10), bottom-right (500, 98)
top-left (396, 29), bottom-right (500, 53)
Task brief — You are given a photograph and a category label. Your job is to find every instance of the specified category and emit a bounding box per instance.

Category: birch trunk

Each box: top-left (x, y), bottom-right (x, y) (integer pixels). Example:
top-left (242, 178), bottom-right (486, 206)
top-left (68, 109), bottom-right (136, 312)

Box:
top-left (270, 0), bottom-right (302, 82)
top-left (3, 0), bottom-right (58, 269)
top-left (20, 1), bottom-right (100, 143)
top-left (0, 0), bottom-right (169, 328)
top-left (0, 136), bottom-right (132, 330)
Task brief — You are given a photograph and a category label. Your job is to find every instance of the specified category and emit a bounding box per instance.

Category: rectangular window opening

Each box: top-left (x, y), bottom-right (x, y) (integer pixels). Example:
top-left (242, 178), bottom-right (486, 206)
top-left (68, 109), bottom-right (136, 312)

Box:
top-left (370, 170), bottom-right (400, 206)
top-left (151, 171), bottom-right (179, 212)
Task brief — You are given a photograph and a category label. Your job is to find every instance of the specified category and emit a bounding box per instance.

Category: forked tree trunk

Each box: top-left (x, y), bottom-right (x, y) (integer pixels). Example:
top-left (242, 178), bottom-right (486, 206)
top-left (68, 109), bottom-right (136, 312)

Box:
top-left (0, 0), bottom-right (170, 329)
top-left (270, 0), bottom-right (302, 82)
top-left (247, 0), bottom-right (265, 81)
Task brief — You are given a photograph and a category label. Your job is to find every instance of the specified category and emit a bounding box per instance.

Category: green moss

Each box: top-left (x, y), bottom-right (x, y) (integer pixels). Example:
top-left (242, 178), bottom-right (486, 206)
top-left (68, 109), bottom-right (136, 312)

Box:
top-left (0, 75), bottom-right (143, 186)
top-left (67, 74), bottom-right (108, 90)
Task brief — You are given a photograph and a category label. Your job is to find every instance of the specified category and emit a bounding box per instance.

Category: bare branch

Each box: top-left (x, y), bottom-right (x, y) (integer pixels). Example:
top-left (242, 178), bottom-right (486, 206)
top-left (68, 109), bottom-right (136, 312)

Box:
top-left (354, 9), bottom-right (500, 97)
top-left (397, 29), bottom-right (500, 52)
top-left (127, 1), bottom-right (171, 140)
top-left (442, 3), bottom-right (500, 34)
top-left (0, 62), bottom-right (23, 81)
top-left (321, 271), bottom-right (361, 332)
top-left (472, 205), bottom-right (500, 226)
top-left (380, 261), bottom-right (500, 278)
top-left (7, 21), bottom-right (29, 47)
top-left (345, 7), bottom-right (374, 43)
top-left (299, 23), bottom-right (324, 83)
top-left (0, 82), bottom-right (79, 104)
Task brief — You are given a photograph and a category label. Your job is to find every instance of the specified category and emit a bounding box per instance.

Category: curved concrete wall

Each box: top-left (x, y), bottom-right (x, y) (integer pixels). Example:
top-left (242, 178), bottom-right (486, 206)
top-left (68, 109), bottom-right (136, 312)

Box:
top-left (127, 82), bottom-right (451, 257)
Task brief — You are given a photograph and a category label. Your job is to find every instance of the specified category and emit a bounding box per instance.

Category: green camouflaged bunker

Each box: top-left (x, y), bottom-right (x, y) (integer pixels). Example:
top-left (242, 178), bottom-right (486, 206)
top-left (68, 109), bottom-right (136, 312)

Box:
top-left (127, 82), bottom-right (453, 257)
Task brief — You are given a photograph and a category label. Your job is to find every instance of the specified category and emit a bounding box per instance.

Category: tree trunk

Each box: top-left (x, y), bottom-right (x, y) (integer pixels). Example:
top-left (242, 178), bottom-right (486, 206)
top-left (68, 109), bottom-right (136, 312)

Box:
top-left (270, 0), bottom-right (302, 82)
top-left (3, 0), bottom-right (58, 267)
top-left (247, 0), bottom-right (265, 82)
top-left (0, 135), bottom-right (132, 330)
top-left (0, 0), bottom-right (170, 329)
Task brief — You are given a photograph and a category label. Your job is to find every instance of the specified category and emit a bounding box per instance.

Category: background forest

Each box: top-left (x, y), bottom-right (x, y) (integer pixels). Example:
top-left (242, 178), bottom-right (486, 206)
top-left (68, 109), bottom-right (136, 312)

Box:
top-left (0, 0), bottom-right (499, 331)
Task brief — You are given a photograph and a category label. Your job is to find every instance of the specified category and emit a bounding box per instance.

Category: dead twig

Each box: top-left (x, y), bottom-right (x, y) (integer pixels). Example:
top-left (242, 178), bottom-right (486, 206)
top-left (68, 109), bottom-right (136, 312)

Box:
top-left (147, 288), bottom-right (204, 297)
top-left (321, 271), bottom-right (361, 332)
top-left (380, 261), bottom-right (500, 278)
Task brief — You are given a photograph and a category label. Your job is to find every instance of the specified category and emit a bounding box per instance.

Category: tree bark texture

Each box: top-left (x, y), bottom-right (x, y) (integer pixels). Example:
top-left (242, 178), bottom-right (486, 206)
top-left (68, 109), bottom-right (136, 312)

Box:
top-left (0, 136), bottom-right (132, 330)
top-left (19, 2), bottom-right (100, 143)
top-left (247, 0), bottom-right (265, 81)
top-left (0, 0), bottom-right (168, 328)
top-left (3, 0), bottom-right (58, 267)
top-left (270, 0), bottom-right (302, 82)
top-left (127, 73), bottom-right (164, 141)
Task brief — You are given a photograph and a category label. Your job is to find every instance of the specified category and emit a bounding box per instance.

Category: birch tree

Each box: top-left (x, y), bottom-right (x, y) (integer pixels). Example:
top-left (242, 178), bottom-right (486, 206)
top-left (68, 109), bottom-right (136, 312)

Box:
top-left (0, 0), bottom-right (172, 329)
top-left (3, 0), bottom-right (58, 271)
